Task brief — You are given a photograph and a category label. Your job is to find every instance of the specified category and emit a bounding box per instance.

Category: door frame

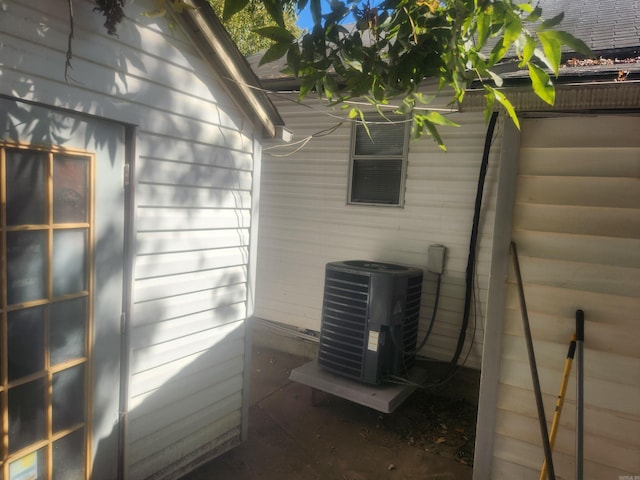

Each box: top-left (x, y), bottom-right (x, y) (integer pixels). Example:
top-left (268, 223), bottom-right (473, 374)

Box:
top-left (0, 95), bottom-right (136, 480)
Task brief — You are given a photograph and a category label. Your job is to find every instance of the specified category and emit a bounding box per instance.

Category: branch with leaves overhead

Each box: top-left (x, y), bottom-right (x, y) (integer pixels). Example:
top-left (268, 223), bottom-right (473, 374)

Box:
top-left (91, 0), bottom-right (591, 146)
top-left (222, 0), bottom-right (592, 147)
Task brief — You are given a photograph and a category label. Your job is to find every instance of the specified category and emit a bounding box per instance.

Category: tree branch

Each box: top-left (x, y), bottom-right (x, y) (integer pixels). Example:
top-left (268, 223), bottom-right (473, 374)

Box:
top-left (65, 0), bottom-right (74, 82)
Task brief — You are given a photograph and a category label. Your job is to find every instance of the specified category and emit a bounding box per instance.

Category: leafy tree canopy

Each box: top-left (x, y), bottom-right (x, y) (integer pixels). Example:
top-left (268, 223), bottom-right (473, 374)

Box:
top-left (222, 0), bottom-right (592, 147)
top-left (93, 0), bottom-right (592, 146)
top-left (208, 0), bottom-right (301, 55)
top-left (93, 0), bottom-right (300, 55)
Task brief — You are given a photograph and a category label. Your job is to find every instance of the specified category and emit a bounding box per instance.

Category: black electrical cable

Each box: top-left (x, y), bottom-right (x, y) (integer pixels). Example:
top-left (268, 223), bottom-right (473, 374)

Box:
top-left (385, 111), bottom-right (498, 387)
top-left (389, 268), bottom-right (480, 390)
top-left (413, 273), bottom-right (441, 353)
top-left (449, 110), bottom-right (499, 368)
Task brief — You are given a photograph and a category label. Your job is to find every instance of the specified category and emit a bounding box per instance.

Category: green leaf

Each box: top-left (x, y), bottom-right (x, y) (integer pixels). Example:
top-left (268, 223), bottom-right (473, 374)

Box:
top-left (357, 113), bottom-right (371, 139)
top-left (287, 43), bottom-right (301, 76)
top-left (488, 39), bottom-right (509, 66)
top-left (412, 92), bottom-right (435, 105)
top-left (483, 91), bottom-right (495, 123)
top-left (504, 18), bottom-right (522, 46)
top-left (533, 47), bottom-right (555, 72)
top-left (551, 30), bottom-right (593, 57)
top-left (485, 85), bottom-right (520, 129)
top-left (223, 0), bottom-right (250, 22)
top-left (259, 41), bottom-right (291, 65)
top-left (423, 120), bottom-right (447, 151)
top-left (262, 0), bottom-right (286, 28)
top-left (517, 3), bottom-right (533, 13)
top-left (538, 31), bottom-right (561, 76)
top-left (253, 26), bottom-right (295, 42)
top-left (396, 97), bottom-right (414, 115)
top-left (343, 58), bottom-right (363, 72)
top-left (519, 34), bottom-right (536, 67)
top-left (488, 69), bottom-right (504, 87)
top-left (527, 63), bottom-right (555, 105)
top-left (538, 12), bottom-right (564, 31)
top-left (524, 6), bottom-right (542, 23)
top-left (424, 111), bottom-right (460, 128)
top-left (476, 11), bottom-right (491, 49)
top-left (323, 75), bottom-right (339, 100)
top-left (299, 79), bottom-right (314, 98)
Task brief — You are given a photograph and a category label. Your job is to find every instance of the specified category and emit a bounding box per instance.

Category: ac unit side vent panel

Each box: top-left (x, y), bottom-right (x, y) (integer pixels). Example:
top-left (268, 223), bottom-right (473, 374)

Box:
top-left (318, 269), bottom-right (371, 380)
top-left (318, 261), bottom-right (423, 385)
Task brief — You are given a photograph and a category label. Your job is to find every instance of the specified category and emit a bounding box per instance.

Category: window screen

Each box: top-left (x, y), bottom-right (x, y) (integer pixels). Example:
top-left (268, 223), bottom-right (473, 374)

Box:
top-left (349, 117), bottom-right (409, 206)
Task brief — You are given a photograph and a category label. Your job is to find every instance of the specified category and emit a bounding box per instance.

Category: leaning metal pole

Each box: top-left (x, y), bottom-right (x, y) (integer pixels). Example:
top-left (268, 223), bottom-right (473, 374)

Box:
top-left (575, 309), bottom-right (585, 480)
top-left (511, 241), bottom-right (556, 480)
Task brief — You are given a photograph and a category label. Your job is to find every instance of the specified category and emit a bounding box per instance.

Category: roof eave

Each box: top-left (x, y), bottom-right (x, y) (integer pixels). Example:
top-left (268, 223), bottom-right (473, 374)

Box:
top-left (177, 0), bottom-right (286, 138)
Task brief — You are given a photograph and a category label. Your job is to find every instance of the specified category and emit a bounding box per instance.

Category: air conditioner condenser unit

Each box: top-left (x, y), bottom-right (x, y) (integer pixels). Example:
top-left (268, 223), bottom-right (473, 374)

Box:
top-left (318, 260), bottom-right (423, 385)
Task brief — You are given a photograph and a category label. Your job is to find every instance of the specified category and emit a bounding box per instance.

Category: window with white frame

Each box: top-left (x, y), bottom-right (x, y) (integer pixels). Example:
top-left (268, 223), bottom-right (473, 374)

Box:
top-left (348, 116), bottom-right (410, 206)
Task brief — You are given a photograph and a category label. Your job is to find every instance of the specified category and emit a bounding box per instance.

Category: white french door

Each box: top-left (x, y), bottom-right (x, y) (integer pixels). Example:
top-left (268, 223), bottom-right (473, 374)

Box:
top-left (0, 98), bottom-right (125, 480)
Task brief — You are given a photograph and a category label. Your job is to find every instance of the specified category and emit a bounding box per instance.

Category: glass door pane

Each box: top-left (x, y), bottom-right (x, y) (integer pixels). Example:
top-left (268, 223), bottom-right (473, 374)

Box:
top-left (1, 146), bottom-right (92, 479)
top-left (52, 229), bottom-right (87, 297)
top-left (50, 297), bottom-right (87, 366)
top-left (9, 448), bottom-right (47, 480)
top-left (52, 364), bottom-right (85, 433)
top-left (53, 155), bottom-right (89, 224)
top-left (5, 149), bottom-right (46, 226)
top-left (52, 430), bottom-right (85, 480)
top-left (7, 306), bottom-right (45, 381)
top-left (6, 230), bottom-right (47, 304)
top-left (8, 378), bottom-right (47, 454)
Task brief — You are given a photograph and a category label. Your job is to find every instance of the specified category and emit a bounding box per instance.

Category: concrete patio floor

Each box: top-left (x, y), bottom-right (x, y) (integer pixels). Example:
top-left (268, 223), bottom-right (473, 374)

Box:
top-left (186, 346), bottom-right (475, 480)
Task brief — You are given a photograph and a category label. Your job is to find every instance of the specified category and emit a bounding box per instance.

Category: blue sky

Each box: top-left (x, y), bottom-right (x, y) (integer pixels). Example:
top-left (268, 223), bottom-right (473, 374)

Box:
top-left (295, 1), bottom-right (329, 30)
top-left (296, 1), bottom-right (361, 30)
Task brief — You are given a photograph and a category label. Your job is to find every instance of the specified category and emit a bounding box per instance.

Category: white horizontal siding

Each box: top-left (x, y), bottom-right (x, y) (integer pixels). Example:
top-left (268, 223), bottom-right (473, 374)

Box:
top-left (0, 1), bottom-right (259, 478)
top-left (136, 207), bottom-right (252, 233)
top-left (491, 115), bottom-right (640, 479)
top-left (129, 406), bottom-right (241, 480)
top-left (1, 1), bottom-right (251, 138)
top-left (256, 95), bottom-right (502, 369)
top-left (135, 246), bottom-right (250, 279)
top-left (134, 265), bottom-right (248, 300)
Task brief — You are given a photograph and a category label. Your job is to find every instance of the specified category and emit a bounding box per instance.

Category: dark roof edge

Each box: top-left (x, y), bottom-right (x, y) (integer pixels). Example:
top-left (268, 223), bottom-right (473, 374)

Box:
top-left (565, 46), bottom-right (640, 61)
top-left (462, 80), bottom-right (640, 113)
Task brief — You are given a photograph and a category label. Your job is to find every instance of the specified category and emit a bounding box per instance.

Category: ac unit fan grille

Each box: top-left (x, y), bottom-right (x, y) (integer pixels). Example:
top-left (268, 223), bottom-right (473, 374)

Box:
top-left (318, 270), bottom-right (369, 379)
top-left (400, 275), bottom-right (423, 370)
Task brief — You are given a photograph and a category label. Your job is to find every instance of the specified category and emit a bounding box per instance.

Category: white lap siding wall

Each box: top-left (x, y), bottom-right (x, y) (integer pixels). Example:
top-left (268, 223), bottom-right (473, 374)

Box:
top-left (0, 0), bottom-right (266, 478)
top-left (256, 94), bottom-right (503, 369)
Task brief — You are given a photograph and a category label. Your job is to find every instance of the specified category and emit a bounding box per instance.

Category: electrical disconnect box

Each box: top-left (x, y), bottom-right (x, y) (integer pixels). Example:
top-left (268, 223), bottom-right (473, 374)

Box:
top-left (427, 244), bottom-right (447, 274)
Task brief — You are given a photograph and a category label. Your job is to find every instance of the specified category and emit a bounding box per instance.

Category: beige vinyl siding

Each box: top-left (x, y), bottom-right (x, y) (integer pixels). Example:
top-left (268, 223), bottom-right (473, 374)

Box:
top-left (0, 1), bottom-right (259, 478)
top-left (256, 95), bottom-right (502, 369)
top-left (491, 115), bottom-right (640, 479)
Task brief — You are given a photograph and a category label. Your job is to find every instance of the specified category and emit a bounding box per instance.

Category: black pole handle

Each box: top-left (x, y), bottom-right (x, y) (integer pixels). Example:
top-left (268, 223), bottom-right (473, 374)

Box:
top-left (567, 337), bottom-right (577, 360)
top-left (576, 310), bottom-right (584, 342)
